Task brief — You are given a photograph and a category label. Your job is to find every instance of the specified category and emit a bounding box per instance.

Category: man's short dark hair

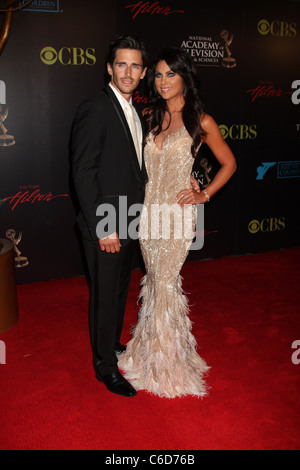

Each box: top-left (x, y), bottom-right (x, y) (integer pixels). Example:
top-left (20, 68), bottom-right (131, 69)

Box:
top-left (107, 34), bottom-right (148, 68)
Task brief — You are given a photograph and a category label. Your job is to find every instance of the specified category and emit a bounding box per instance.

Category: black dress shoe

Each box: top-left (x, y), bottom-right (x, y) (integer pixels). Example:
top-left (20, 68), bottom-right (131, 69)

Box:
top-left (114, 342), bottom-right (126, 354)
top-left (95, 369), bottom-right (137, 397)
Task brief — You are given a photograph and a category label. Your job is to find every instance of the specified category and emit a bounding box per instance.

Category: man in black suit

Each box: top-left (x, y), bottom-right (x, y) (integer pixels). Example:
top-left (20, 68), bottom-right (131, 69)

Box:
top-left (71, 35), bottom-right (148, 397)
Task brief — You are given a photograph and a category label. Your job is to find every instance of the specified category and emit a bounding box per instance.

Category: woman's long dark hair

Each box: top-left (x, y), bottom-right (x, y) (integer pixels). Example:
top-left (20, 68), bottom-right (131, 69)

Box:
top-left (146, 47), bottom-right (206, 157)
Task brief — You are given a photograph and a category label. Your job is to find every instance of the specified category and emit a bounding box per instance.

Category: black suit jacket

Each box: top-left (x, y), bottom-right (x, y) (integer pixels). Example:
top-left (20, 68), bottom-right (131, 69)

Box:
top-left (71, 85), bottom-right (148, 244)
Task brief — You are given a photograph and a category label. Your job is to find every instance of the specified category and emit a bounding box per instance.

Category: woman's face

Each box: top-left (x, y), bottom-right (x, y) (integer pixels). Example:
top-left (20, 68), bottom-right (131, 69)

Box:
top-left (154, 60), bottom-right (185, 101)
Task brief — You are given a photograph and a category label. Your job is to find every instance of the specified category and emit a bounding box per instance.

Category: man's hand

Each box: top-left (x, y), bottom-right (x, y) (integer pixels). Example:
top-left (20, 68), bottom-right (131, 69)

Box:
top-left (99, 232), bottom-right (121, 253)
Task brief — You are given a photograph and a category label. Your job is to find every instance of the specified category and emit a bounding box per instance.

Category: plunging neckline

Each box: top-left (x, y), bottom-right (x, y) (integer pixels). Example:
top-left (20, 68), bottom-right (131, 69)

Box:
top-left (153, 125), bottom-right (186, 151)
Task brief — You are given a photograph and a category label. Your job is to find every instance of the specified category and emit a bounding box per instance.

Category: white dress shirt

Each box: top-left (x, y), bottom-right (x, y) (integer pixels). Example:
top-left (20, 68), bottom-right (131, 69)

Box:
top-left (109, 83), bottom-right (142, 168)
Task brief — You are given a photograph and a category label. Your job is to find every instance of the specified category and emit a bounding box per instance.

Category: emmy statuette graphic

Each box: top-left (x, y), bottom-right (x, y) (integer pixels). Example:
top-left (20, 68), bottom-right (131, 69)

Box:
top-left (6, 229), bottom-right (29, 267)
top-left (0, 1), bottom-right (33, 55)
top-left (221, 29), bottom-right (236, 68)
top-left (0, 104), bottom-right (14, 146)
top-left (200, 158), bottom-right (212, 188)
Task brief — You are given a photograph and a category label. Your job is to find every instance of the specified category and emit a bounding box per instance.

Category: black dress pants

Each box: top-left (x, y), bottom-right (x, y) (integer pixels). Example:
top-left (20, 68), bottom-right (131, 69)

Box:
top-left (82, 236), bottom-right (136, 375)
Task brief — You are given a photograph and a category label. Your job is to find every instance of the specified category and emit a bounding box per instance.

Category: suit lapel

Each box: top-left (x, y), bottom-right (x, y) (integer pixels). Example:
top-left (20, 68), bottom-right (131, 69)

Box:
top-left (133, 102), bottom-right (148, 183)
top-left (103, 86), bottom-right (147, 184)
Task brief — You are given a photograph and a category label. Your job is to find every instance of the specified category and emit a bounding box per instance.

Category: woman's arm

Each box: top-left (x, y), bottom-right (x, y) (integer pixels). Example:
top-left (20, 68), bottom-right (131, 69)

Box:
top-left (177, 114), bottom-right (237, 206)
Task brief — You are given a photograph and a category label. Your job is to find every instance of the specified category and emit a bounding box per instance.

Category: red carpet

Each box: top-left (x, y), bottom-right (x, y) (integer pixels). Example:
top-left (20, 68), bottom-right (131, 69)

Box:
top-left (0, 247), bottom-right (300, 450)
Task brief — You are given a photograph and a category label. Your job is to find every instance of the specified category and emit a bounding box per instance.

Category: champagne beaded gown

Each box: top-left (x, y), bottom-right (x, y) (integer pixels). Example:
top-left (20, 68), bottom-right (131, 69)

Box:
top-left (118, 126), bottom-right (209, 398)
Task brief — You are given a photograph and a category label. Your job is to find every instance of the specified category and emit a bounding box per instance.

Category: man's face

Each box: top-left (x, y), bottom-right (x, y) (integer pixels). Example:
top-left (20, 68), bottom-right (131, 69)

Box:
top-left (107, 48), bottom-right (146, 101)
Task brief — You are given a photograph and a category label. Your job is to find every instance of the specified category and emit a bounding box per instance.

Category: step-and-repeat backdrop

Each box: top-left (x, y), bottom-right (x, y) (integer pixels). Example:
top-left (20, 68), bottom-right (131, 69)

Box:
top-left (0, 0), bottom-right (299, 283)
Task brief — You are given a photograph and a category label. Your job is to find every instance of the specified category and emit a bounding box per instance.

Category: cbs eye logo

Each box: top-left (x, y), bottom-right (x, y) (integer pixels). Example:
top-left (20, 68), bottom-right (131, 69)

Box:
top-left (219, 124), bottom-right (257, 140)
top-left (257, 19), bottom-right (297, 38)
top-left (40, 47), bottom-right (57, 65)
top-left (40, 47), bottom-right (96, 66)
top-left (248, 217), bottom-right (285, 234)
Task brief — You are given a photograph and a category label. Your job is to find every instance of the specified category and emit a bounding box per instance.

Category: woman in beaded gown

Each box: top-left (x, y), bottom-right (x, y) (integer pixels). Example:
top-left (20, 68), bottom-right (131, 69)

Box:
top-left (118, 48), bottom-right (236, 398)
